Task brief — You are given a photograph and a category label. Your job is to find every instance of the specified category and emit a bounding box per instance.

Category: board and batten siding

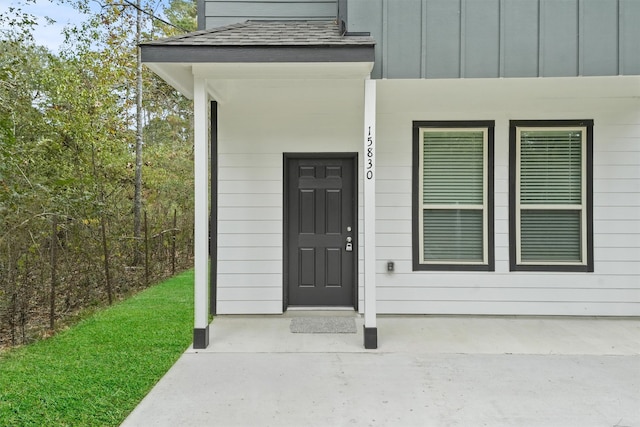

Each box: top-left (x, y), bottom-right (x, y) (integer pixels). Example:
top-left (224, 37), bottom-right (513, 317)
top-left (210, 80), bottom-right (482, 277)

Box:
top-left (199, 0), bottom-right (337, 30)
top-left (347, 0), bottom-right (640, 80)
top-left (375, 77), bottom-right (640, 316)
top-left (216, 79), bottom-right (365, 314)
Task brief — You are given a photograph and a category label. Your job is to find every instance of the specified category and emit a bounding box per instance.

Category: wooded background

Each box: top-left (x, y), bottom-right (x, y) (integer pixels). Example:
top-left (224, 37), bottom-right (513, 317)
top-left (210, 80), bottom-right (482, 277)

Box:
top-left (0, 0), bottom-right (197, 348)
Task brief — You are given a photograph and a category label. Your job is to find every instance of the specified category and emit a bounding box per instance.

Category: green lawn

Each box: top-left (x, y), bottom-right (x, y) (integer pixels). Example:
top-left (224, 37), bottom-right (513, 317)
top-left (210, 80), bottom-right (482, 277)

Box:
top-left (0, 270), bottom-right (194, 426)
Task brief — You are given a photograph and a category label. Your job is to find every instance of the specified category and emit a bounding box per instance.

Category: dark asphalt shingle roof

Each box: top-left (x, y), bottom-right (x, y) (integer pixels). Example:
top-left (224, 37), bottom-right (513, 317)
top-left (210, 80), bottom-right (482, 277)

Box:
top-left (143, 20), bottom-right (375, 47)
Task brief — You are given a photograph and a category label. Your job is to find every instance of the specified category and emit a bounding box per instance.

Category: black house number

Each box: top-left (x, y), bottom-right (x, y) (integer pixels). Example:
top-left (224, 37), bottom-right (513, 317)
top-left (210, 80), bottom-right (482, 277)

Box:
top-left (366, 126), bottom-right (374, 180)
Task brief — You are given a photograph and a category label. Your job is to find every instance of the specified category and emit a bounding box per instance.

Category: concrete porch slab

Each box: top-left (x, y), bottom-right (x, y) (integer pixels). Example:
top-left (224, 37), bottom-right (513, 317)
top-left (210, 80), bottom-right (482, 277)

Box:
top-left (121, 316), bottom-right (640, 427)
top-left (195, 314), bottom-right (640, 355)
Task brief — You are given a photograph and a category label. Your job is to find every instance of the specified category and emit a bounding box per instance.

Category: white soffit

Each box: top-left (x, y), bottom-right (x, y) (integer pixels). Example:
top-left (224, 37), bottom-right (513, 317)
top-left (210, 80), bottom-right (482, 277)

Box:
top-left (144, 63), bottom-right (195, 99)
top-left (144, 62), bottom-right (375, 100)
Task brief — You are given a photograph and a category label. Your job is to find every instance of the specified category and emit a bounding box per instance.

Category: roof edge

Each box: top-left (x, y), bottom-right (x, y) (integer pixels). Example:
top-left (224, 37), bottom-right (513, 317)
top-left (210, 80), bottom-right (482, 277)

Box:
top-left (141, 22), bottom-right (252, 46)
top-left (141, 44), bottom-right (375, 64)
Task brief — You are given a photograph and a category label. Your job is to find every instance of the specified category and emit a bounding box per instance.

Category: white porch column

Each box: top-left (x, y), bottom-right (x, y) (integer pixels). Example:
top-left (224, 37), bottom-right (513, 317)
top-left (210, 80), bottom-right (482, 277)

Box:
top-left (193, 76), bottom-right (210, 349)
top-left (363, 79), bottom-right (377, 349)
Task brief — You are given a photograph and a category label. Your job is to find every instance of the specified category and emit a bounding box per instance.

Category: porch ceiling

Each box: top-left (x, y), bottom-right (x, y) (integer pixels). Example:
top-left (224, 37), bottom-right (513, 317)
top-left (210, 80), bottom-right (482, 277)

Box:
top-left (144, 62), bottom-right (374, 100)
top-left (141, 20), bottom-right (376, 99)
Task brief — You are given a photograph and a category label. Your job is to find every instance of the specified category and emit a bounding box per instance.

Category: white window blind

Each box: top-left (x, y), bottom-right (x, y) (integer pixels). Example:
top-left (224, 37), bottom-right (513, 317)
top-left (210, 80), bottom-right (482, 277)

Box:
top-left (420, 129), bottom-right (487, 264)
top-left (517, 127), bottom-right (586, 264)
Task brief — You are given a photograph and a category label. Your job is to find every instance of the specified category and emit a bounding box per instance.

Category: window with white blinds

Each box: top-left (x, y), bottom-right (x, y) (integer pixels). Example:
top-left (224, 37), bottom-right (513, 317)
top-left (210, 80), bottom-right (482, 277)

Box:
top-left (510, 121), bottom-right (593, 272)
top-left (413, 122), bottom-right (494, 270)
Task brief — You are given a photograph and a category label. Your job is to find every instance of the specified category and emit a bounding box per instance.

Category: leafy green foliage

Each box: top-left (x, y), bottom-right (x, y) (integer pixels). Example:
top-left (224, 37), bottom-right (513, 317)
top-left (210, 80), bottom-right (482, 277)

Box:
top-left (0, 0), bottom-right (196, 347)
top-left (156, 0), bottom-right (197, 35)
top-left (0, 270), bottom-right (194, 426)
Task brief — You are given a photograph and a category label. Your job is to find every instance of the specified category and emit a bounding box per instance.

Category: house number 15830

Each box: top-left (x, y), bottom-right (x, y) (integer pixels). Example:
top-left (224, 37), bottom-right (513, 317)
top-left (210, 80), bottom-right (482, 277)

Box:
top-left (366, 126), bottom-right (374, 180)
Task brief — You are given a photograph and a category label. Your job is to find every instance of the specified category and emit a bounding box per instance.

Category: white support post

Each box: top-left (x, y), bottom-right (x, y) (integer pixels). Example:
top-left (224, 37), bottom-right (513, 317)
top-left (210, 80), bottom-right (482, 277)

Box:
top-left (193, 76), bottom-right (210, 349)
top-left (363, 79), bottom-right (377, 349)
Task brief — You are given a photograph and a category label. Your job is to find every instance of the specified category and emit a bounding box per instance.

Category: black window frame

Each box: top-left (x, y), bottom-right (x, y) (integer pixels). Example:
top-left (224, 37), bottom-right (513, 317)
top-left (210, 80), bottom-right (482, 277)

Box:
top-left (412, 120), bottom-right (495, 272)
top-left (509, 119), bottom-right (594, 272)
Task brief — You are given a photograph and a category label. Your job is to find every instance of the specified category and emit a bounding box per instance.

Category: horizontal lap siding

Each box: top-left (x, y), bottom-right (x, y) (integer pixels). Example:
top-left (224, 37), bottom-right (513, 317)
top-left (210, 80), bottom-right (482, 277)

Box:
top-left (593, 113), bottom-right (640, 282)
top-left (376, 287), bottom-right (635, 304)
top-left (216, 80), bottom-right (364, 314)
top-left (203, 0), bottom-right (336, 29)
top-left (213, 77), bottom-right (637, 316)
top-left (377, 301), bottom-right (638, 316)
top-left (375, 78), bottom-right (640, 316)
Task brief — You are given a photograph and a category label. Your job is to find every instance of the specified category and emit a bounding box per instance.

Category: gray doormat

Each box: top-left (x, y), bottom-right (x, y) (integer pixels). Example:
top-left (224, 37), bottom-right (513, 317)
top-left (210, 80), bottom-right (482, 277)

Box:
top-left (290, 317), bottom-right (357, 334)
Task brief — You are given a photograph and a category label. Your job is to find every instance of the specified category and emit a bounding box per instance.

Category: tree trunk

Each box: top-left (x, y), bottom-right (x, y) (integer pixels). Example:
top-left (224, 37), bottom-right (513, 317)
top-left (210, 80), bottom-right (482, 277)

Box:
top-left (10, 292), bottom-right (16, 346)
top-left (133, 0), bottom-right (144, 265)
top-left (172, 209), bottom-right (177, 275)
top-left (144, 211), bottom-right (149, 285)
top-left (90, 141), bottom-right (113, 305)
top-left (101, 215), bottom-right (113, 305)
top-left (50, 216), bottom-right (58, 330)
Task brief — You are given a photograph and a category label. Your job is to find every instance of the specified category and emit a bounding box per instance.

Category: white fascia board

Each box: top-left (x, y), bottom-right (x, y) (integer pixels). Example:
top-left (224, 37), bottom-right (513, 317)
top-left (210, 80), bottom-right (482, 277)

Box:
top-left (192, 62), bottom-right (375, 80)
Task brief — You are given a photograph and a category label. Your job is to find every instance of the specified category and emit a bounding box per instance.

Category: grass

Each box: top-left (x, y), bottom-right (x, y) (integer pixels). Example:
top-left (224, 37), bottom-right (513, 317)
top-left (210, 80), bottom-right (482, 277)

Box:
top-left (0, 270), bottom-right (194, 426)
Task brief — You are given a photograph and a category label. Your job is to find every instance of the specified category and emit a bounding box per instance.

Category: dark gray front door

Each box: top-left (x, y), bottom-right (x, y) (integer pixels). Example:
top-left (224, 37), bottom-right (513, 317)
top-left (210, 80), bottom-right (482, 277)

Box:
top-left (286, 155), bottom-right (356, 307)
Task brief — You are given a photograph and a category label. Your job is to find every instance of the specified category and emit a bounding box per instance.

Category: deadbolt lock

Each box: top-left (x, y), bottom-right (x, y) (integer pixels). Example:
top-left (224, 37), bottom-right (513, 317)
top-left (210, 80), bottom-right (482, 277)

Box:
top-left (345, 236), bottom-right (353, 252)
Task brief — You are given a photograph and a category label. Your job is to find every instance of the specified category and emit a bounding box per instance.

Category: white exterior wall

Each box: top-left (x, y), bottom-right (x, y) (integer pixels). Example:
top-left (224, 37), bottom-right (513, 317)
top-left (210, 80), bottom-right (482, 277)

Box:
top-left (216, 79), bottom-right (365, 314)
top-left (375, 77), bottom-right (640, 316)
top-left (214, 75), bottom-right (639, 316)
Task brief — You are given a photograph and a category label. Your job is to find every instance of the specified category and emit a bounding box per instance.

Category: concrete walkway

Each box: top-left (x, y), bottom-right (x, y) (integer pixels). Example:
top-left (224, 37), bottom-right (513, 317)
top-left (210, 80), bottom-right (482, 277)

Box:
top-left (122, 315), bottom-right (640, 427)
